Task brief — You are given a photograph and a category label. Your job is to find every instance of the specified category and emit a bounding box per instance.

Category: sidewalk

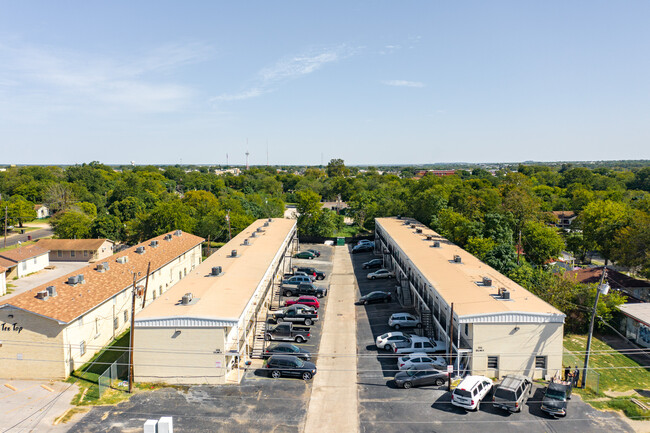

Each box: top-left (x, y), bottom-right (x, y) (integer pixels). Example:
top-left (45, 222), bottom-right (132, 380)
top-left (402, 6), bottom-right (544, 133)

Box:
top-left (303, 245), bottom-right (358, 433)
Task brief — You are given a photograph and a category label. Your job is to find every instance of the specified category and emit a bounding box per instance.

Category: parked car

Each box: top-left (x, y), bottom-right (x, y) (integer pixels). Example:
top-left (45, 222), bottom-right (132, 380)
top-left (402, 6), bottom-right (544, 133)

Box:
top-left (397, 352), bottom-right (446, 370)
top-left (362, 258), bottom-right (383, 269)
top-left (352, 244), bottom-right (373, 254)
top-left (541, 380), bottom-right (572, 417)
top-left (271, 304), bottom-right (319, 326)
top-left (493, 375), bottom-right (533, 413)
top-left (357, 291), bottom-right (392, 305)
top-left (306, 249), bottom-right (321, 257)
top-left (357, 239), bottom-right (373, 245)
top-left (367, 269), bottom-right (395, 280)
top-left (295, 251), bottom-right (316, 259)
top-left (390, 336), bottom-right (445, 354)
top-left (265, 323), bottom-right (311, 343)
top-left (284, 295), bottom-right (320, 310)
top-left (264, 355), bottom-right (317, 380)
top-left (281, 275), bottom-right (314, 292)
top-left (295, 267), bottom-right (326, 280)
top-left (451, 375), bottom-right (494, 411)
top-left (282, 271), bottom-right (315, 281)
top-left (375, 331), bottom-right (411, 351)
top-left (394, 365), bottom-right (448, 389)
top-left (283, 282), bottom-right (327, 298)
top-left (263, 343), bottom-right (311, 361)
top-left (388, 313), bottom-right (421, 330)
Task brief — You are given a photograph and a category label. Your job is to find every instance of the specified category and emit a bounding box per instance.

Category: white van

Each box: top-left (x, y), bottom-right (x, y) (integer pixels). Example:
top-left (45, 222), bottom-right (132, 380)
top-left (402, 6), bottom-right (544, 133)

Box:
top-left (451, 375), bottom-right (493, 411)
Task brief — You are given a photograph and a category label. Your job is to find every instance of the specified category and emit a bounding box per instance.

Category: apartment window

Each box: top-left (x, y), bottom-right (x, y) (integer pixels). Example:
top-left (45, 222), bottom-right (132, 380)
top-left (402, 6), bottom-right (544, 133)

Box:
top-left (464, 324), bottom-right (469, 336)
top-left (34, 257), bottom-right (37, 264)
top-left (84, 250), bottom-right (88, 257)
top-left (79, 341), bottom-right (86, 356)
top-left (57, 250), bottom-right (62, 258)
top-left (184, 268), bottom-right (187, 277)
top-left (487, 356), bottom-right (499, 369)
top-left (159, 286), bottom-right (163, 296)
top-left (95, 317), bottom-right (99, 334)
top-left (22, 261), bottom-right (27, 271)
top-left (114, 317), bottom-right (119, 330)
top-left (178, 271), bottom-right (182, 280)
top-left (71, 250), bottom-right (76, 258)
top-left (153, 291), bottom-right (157, 300)
top-left (124, 310), bottom-right (128, 323)
top-left (535, 356), bottom-right (547, 369)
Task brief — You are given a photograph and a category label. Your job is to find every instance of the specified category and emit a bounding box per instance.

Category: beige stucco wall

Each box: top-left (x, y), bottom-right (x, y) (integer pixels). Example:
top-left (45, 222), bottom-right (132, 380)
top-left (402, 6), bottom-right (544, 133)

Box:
top-left (49, 240), bottom-right (114, 262)
top-left (0, 244), bottom-right (202, 380)
top-left (134, 327), bottom-right (228, 385)
top-left (0, 271), bottom-right (6, 296)
top-left (16, 253), bottom-right (49, 278)
top-left (470, 322), bottom-right (564, 379)
top-left (0, 308), bottom-right (67, 379)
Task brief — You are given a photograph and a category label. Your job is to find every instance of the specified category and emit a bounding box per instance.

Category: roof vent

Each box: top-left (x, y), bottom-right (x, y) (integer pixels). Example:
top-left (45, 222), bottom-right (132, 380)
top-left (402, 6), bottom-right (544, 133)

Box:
top-left (251, 232), bottom-right (257, 238)
top-left (36, 290), bottom-right (49, 300)
top-left (416, 228), bottom-right (423, 234)
top-left (67, 275), bottom-right (79, 285)
top-left (426, 235), bottom-right (433, 240)
top-left (256, 227), bottom-right (263, 233)
top-left (453, 255), bottom-right (462, 263)
top-left (174, 230), bottom-right (182, 237)
top-left (501, 288), bottom-right (510, 300)
top-left (397, 215), bottom-right (402, 219)
top-left (150, 240), bottom-right (159, 247)
top-left (243, 239), bottom-right (250, 246)
top-left (432, 241), bottom-right (441, 248)
top-left (263, 221), bottom-right (269, 227)
top-left (211, 266), bottom-right (222, 276)
top-left (231, 249), bottom-right (238, 258)
top-left (181, 292), bottom-right (193, 305)
top-left (482, 277), bottom-right (492, 287)
top-left (46, 285), bottom-right (57, 297)
top-left (116, 256), bottom-right (128, 264)
top-left (267, 218), bottom-right (272, 222)
top-left (411, 224), bottom-right (416, 229)
top-left (135, 246), bottom-right (145, 254)
top-left (164, 234), bottom-right (173, 241)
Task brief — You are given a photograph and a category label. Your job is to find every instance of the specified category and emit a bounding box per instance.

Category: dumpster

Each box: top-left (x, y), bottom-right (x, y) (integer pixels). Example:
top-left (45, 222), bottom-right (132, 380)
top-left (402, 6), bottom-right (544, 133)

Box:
top-left (336, 237), bottom-right (345, 246)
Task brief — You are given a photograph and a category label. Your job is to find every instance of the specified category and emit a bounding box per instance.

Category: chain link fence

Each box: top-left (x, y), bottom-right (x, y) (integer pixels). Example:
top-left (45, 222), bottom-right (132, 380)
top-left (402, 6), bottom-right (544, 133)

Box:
top-left (98, 351), bottom-right (130, 398)
top-left (584, 368), bottom-right (600, 393)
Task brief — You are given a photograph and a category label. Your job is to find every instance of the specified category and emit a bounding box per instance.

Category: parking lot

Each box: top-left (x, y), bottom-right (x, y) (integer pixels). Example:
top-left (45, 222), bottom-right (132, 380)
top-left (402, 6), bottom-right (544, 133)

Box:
top-left (70, 244), bottom-right (334, 433)
top-left (351, 248), bottom-right (634, 433)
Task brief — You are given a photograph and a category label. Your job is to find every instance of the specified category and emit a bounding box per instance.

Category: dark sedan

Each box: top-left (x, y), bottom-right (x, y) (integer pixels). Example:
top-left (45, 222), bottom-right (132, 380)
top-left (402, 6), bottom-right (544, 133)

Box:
top-left (263, 343), bottom-right (311, 361)
top-left (352, 244), bottom-right (373, 254)
top-left (307, 249), bottom-right (321, 257)
top-left (264, 355), bottom-right (317, 380)
top-left (357, 291), bottom-right (392, 305)
top-left (394, 366), bottom-right (448, 389)
top-left (362, 259), bottom-right (383, 269)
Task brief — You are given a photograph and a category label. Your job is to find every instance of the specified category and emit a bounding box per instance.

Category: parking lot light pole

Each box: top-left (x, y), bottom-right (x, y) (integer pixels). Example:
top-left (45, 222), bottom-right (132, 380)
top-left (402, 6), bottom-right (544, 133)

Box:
top-left (448, 302), bottom-right (454, 392)
top-left (582, 268), bottom-right (609, 389)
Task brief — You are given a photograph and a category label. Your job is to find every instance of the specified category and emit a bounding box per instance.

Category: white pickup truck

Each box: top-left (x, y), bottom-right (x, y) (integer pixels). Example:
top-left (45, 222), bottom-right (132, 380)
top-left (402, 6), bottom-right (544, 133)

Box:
top-left (389, 336), bottom-right (445, 354)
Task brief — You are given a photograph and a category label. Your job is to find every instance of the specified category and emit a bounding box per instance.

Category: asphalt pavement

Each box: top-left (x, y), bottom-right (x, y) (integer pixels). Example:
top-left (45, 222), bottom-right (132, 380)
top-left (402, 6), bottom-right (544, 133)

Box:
top-left (2, 227), bottom-right (53, 248)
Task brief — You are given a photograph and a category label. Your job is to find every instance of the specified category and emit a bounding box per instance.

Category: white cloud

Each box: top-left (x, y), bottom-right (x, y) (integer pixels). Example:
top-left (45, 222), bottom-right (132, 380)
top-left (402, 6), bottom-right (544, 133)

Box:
top-left (213, 45), bottom-right (357, 103)
top-left (382, 80), bottom-right (425, 88)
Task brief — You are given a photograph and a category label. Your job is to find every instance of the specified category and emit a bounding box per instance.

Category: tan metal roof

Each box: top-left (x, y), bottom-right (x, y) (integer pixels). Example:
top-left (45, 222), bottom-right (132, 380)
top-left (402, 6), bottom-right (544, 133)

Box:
top-left (0, 245), bottom-right (49, 263)
top-left (619, 303), bottom-right (650, 327)
top-left (136, 218), bottom-right (296, 323)
top-left (2, 231), bottom-right (204, 323)
top-left (36, 238), bottom-right (114, 251)
top-left (376, 217), bottom-right (563, 318)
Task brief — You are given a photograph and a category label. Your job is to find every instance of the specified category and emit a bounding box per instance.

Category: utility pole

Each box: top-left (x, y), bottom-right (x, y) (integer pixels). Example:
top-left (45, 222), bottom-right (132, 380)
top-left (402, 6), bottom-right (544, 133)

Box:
top-left (129, 272), bottom-right (140, 393)
top-left (582, 268), bottom-right (609, 388)
top-left (141, 262), bottom-right (151, 309)
top-left (447, 303), bottom-right (454, 392)
top-left (516, 230), bottom-right (522, 265)
top-left (3, 206), bottom-right (7, 248)
top-left (226, 210), bottom-right (232, 241)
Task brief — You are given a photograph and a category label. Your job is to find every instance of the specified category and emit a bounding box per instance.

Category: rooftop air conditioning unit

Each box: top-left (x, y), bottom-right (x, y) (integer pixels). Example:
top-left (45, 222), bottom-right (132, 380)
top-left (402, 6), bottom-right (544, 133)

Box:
top-left (432, 241), bottom-right (441, 248)
top-left (102, 262), bottom-right (109, 271)
top-left (150, 240), bottom-right (159, 247)
top-left (135, 246), bottom-right (145, 254)
top-left (46, 285), bottom-right (57, 297)
top-left (36, 290), bottom-right (49, 300)
top-left (96, 263), bottom-right (105, 272)
top-left (263, 222), bottom-right (269, 227)
top-left (174, 230), bottom-right (182, 236)
top-left (501, 289), bottom-right (510, 300)
top-left (77, 274), bottom-right (85, 284)
top-left (164, 234), bottom-right (173, 241)
top-left (482, 277), bottom-right (492, 287)
top-left (231, 250), bottom-right (238, 257)
top-left (416, 228), bottom-right (423, 234)
top-left (67, 275), bottom-right (79, 285)
top-left (411, 224), bottom-right (416, 229)
top-left (267, 218), bottom-right (272, 222)
top-left (211, 266), bottom-right (222, 276)
top-left (256, 227), bottom-right (263, 233)
top-left (453, 255), bottom-right (462, 263)
top-left (243, 239), bottom-right (250, 246)
top-left (397, 215), bottom-right (402, 219)
top-left (181, 293), bottom-right (193, 305)
top-left (426, 235), bottom-right (433, 240)
top-left (251, 232), bottom-right (256, 238)
top-left (116, 256), bottom-right (128, 264)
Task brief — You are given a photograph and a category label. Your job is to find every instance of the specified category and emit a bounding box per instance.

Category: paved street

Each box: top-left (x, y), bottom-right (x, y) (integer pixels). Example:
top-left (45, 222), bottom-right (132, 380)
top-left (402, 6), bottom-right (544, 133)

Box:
top-left (2, 227), bottom-right (53, 248)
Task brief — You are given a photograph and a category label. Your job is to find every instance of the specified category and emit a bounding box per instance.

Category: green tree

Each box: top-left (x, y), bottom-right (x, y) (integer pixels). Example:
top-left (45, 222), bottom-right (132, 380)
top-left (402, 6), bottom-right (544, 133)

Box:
top-left (521, 221), bottom-right (564, 266)
top-left (109, 197), bottom-right (146, 221)
top-left (7, 196), bottom-right (36, 227)
top-left (326, 158), bottom-right (350, 178)
top-left (51, 211), bottom-right (92, 239)
top-left (466, 236), bottom-right (496, 261)
top-left (137, 200), bottom-right (196, 240)
top-left (183, 190), bottom-right (220, 219)
top-left (296, 189), bottom-right (324, 236)
top-left (612, 212), bottom-right (650, 277)
top-left (579, 200), bottom-right (631, 264)
top-left (90, 214), bottom-right (124, 241)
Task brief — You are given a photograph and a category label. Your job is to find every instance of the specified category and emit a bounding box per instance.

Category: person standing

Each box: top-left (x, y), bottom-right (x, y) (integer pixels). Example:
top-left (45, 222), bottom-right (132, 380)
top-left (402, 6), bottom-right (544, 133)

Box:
top-left (564, 366), bottom-right (570, 381)
top-left (573, 366), bottom-right (580, 387)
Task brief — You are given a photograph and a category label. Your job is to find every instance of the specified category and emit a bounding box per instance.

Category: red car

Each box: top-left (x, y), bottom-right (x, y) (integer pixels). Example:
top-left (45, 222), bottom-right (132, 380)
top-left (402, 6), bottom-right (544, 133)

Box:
top-left (284, 295), bottom-right (320, 309)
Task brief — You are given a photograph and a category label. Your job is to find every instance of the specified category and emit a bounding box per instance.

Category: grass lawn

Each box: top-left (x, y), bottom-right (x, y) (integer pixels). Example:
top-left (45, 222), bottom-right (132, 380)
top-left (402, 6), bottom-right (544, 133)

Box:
top-left (0, 240), bottom-right (37, 253)
top-left (564, 334), bottom-right (650, 419)
top-left (334, 225), bottom-right (362, 237)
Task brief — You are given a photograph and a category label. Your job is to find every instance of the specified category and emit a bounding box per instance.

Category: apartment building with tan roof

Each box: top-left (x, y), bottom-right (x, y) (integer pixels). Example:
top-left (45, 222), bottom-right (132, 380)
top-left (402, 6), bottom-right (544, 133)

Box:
top-left (134, 218), bottom-right (297, 385)
top-left (0, 244), bottom-right (50, 279)
top-left (36, 238), bottom-right (115, 262)
top-left (375, 217), bottom-right (565, 379)
top-left (0, 230), bottom-right (203, 380)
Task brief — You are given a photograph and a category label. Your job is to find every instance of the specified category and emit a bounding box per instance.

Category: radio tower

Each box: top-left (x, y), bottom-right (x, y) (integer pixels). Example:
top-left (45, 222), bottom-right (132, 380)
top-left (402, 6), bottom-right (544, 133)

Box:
top-left (245, 150), bottom-right (250, 170)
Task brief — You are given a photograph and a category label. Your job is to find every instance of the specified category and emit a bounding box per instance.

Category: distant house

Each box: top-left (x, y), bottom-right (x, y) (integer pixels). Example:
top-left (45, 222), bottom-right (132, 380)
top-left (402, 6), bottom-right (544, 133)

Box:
top-left (552, 211), bottom-right (577, 230)
top-left (321, 201), bottom-right (349, 213)
top-left (34, 205), bottom-right (50, 219)
top-left (36, 239), bottom-right (115, 263)
top-left (564, 266), bottom-right (650, 302)
top-left (0, 266), bottom-right (6, 296)
top-left (413, 170), bottom-right (456, 179)
top-left (0, 245), bottom-right (50, 279)
top-left (618, 303), bottom-right (650, 348)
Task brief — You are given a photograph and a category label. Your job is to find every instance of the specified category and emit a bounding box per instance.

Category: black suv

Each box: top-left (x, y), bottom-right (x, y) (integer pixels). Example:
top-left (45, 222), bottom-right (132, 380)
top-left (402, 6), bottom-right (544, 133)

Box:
top-left (283, 282), bottom-right (327, 298)
top-left (263, 343), bottom-right (311, 361)
top-left (264, 355), bottom-right (317, 380)
top-left (295, 267), bottom-right (326, 280)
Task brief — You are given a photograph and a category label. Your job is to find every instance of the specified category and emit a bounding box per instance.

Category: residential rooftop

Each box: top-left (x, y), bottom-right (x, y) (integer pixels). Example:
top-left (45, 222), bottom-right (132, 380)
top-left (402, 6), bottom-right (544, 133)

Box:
top-left (1, 231), bottom-right (204, 324)
top-left (0, 244), bottom-right (49, 265)
top-left (136, 218), bottom-right (296, 324)
top-left (619, 303), bottom-right (650, 327)
top-left (36, 238), bottom-right (114, 251)
top-left (376, 217), bottom-right (564, 319)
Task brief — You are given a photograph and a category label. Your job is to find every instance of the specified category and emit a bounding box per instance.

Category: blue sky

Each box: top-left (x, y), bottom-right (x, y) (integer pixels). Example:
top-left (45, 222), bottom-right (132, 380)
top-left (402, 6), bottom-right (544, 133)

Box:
top-left (1, 1), bottom-right (649, 166)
